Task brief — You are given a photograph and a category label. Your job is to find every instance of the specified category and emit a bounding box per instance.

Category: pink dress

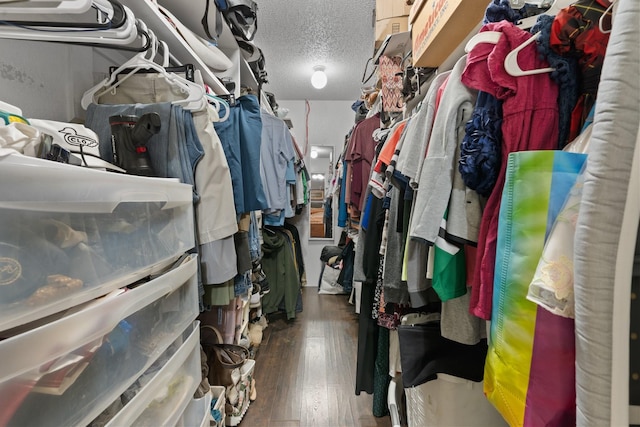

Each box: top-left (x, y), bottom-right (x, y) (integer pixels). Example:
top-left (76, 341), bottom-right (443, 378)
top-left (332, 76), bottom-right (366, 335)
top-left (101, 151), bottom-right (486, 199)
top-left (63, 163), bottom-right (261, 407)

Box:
top-left (461, 21), bottom-right (559, 320)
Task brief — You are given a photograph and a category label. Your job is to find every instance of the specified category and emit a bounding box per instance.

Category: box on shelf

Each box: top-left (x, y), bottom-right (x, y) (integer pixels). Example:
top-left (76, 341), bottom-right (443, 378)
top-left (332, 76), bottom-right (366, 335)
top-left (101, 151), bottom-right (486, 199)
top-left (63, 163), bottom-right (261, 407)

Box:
top-left (376, 0), bottom-right (411, 21)
top-left (408, 0), bottom-right (427, 23)
top-left (375, 16), bottom-right (409, 49)
top-left (411, 0), bottom-right (486, 68)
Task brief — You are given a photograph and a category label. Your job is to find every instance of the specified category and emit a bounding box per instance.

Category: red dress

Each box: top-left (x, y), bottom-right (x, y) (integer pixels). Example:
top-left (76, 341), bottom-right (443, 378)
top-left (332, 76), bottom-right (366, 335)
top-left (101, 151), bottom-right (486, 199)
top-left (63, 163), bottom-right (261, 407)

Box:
top-left (461, 21), bottom-right (559, 320)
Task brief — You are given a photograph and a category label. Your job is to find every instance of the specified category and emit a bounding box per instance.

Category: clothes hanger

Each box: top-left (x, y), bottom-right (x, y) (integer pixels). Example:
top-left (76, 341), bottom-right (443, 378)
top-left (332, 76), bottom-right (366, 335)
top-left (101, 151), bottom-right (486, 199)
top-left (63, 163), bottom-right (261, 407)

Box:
top-left (0, 0), bottom-right (126, 30)
top-left (599, 0), bottom-right (615, 34)
top-left (0, 3), bottom-right (138, 45)
top-left (503, 0), bottom-right (577, 76)
top-left (205, 94), bottom-right (232, 122)
top-left (81, 28), bottom-right (206, 111)
top-left (0, 0), bottom-right (93, 15)
top-left (465, 31), bottom-right (502, 53)
top-left (465, 0), bottom-right (573, 54)
top-left (504, 32), bottom-right (556, 76)
top-left (516, 0), bottom-right (574, 29)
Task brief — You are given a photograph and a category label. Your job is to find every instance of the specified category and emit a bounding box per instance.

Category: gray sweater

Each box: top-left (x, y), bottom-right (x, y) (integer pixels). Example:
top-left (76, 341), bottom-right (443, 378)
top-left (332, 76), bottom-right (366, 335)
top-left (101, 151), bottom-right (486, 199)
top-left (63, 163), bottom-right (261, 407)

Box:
top-left (409, 55), bottom-right (479, 245)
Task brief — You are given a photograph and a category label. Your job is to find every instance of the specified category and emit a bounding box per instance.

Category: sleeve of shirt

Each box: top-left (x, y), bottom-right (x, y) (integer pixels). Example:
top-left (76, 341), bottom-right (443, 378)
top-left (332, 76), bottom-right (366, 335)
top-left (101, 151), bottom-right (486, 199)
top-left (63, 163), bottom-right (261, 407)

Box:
top-left (280, 121), bottom-right (296, 162)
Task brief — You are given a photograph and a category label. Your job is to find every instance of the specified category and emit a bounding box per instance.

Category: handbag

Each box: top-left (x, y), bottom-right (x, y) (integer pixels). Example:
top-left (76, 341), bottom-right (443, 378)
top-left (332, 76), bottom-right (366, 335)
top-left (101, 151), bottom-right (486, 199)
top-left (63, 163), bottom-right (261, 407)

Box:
top-left (216, 0), bottom-right (258, 41)
top-left (485, 150), bottom-right (587, 426)
top-left (200, 325), bottom-right (249, 387)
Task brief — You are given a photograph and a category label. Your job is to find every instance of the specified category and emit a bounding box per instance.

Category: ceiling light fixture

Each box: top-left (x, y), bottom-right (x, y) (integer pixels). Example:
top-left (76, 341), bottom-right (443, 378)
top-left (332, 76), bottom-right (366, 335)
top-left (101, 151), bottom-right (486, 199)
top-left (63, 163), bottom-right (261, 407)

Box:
top-left (311, 65), bottom-right (327, 89)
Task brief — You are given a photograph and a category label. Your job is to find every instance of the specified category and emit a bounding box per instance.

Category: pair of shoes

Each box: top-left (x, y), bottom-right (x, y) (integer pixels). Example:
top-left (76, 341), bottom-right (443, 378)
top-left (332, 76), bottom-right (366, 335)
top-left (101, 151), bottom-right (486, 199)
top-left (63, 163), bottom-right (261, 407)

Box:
top-left (250, 284), bottom-right (261, 307)
top-left (258, 278), bottom-right (270, 295)
top-left (251, 260), bottom-right (270, 294)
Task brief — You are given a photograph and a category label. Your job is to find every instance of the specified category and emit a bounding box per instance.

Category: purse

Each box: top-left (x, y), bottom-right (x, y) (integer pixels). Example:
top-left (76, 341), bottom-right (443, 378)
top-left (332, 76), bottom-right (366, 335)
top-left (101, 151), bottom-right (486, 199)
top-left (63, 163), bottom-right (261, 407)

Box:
top-left (201, 325), bottom-right (249, 387)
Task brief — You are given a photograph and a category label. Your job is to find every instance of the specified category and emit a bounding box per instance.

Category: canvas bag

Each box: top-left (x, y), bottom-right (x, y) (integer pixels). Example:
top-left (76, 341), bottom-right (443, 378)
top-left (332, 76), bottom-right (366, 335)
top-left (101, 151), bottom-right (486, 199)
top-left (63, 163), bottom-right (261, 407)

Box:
top-left (485, 150), bottom-right (587, 426)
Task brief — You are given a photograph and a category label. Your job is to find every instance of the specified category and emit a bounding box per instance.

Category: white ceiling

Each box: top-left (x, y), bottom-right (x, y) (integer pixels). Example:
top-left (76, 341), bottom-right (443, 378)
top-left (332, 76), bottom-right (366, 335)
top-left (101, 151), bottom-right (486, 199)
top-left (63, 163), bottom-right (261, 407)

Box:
top-left (252, 0), bottom-right (376, 102)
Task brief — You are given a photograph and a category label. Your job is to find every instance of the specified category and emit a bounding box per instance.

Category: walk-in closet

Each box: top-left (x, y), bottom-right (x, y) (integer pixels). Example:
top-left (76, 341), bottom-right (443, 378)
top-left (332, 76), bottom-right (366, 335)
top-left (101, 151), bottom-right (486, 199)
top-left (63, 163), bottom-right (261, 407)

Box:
top-left (0, 1), bottom-right (638, 426)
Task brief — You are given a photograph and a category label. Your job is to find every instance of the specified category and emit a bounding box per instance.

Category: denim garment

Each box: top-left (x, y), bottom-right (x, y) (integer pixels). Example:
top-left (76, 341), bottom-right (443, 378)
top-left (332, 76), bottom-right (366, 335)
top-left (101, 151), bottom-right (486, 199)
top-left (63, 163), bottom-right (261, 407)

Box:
top-left (214, 95), bottom-right (267, 214)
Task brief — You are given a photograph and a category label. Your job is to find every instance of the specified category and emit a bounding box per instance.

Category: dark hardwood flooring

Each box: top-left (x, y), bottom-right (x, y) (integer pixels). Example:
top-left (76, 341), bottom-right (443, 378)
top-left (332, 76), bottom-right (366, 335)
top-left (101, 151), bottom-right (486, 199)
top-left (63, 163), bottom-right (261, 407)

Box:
top-left (240, 287), bottom-right (392, 427)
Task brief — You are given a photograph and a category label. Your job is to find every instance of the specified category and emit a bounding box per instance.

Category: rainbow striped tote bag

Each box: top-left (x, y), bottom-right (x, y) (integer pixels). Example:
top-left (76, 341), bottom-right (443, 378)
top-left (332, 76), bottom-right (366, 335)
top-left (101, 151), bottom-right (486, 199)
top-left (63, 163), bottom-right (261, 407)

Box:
top-left (485, 150), bottom-right (587, 426)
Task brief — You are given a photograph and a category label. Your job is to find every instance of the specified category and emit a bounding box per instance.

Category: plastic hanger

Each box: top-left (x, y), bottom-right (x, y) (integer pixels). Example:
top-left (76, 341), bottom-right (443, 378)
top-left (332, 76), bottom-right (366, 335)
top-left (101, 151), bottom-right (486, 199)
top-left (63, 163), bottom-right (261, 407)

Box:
top-left (81, 28), bottom-right (205, 111)
top-left (465, 31), bottom-right (502, 53)
top-left (0, 4), bottom-right (138, 45)
top-left (504, 32), bottom-right (556, 76)
top-left (599, 0), bottom-right (615, 34)
top-left (516, 0), bottom-right (574, 30)
top-left (206, 94), bottom-right (230, 122)
top-left (0, 0), bottom-right (93, 15)
top-left (0, 0), bottom-right (125, 30)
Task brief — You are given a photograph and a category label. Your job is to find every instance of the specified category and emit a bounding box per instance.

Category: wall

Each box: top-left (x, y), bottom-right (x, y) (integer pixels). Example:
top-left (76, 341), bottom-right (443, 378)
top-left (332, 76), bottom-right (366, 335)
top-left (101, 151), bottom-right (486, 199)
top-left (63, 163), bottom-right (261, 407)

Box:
top-left (278, 100), bottom-right (356, 287)
top-left (0, 40), bottom-right (94, 121)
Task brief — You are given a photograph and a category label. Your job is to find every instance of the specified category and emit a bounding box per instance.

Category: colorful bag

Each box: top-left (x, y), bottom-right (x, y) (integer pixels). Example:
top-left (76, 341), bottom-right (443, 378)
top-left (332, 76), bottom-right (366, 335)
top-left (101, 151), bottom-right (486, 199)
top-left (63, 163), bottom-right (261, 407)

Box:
top-left (485, 150), bottom-right (587, 426)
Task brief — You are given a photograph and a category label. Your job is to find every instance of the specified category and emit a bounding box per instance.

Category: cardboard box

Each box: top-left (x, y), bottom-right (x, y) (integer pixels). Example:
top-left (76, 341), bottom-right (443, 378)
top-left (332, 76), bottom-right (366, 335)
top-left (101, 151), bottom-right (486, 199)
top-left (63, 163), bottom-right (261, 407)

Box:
top-left (411, 0), bottom-right (485, 68)
top-left (408, 0), bottom-right (427, 24)
top-left (376, 0), bottom-right (412, 21)
top-left (376, 16), bottom-right (409, 49)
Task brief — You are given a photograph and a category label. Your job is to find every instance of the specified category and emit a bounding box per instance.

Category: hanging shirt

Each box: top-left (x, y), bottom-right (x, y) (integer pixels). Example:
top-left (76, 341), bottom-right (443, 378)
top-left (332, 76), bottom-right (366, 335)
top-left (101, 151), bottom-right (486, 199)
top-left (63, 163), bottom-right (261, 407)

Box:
top-left (260, 112), bottom-right (297, 212)
top-left (214, 94), bottom-right (268, 214)
top-left (461, 21), bottom-right (559, 320)
top-left (345, 114), bottom-right (380, 216)
top-left (550, 0), bottom-right (611, 141)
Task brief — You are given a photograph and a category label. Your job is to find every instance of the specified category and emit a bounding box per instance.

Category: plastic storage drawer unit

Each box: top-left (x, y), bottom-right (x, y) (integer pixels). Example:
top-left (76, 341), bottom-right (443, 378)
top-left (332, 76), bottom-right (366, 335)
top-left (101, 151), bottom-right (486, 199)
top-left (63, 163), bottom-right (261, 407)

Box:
top-left (106, 322), bottom-right (202, 427)
top-left (0, 154), bottom-right (194, 331)
top-left (175, 386), bottom-right (213, 427)
top-left (0, 254), bottom-right (198, 427)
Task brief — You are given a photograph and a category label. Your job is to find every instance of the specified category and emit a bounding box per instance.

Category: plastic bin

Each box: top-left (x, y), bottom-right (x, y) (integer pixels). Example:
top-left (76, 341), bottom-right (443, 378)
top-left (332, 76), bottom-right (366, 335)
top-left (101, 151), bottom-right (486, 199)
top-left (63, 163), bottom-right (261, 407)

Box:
top-left (0, 255), bottom-right (199, 427)
top-left (209, 386), bottom-right (226, 427)
top-left (0, 154), bottom-right (194, 331)
top-left (106, 321), bottom-right (201, 427)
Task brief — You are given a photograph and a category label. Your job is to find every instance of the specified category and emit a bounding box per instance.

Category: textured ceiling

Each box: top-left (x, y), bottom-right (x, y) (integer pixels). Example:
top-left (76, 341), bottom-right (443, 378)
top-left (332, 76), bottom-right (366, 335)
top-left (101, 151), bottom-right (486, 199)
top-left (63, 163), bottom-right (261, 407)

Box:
top-left (252, 0), bottom-right (376, 102)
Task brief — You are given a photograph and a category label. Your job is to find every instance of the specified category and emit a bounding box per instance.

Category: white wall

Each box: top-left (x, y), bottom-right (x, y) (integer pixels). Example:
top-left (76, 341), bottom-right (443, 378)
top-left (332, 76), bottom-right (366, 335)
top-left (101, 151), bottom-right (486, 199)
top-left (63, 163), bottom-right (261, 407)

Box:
top-left (279, 100), bottom-right (356, 287)
top-left (0, 40), bottom-right (94, 121)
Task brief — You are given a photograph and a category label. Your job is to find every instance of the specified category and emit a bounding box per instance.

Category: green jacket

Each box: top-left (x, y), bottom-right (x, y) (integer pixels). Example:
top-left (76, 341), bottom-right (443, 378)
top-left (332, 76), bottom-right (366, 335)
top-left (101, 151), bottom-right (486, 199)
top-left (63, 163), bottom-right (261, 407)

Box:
top-left (261, 230), bottom-right (300, 319)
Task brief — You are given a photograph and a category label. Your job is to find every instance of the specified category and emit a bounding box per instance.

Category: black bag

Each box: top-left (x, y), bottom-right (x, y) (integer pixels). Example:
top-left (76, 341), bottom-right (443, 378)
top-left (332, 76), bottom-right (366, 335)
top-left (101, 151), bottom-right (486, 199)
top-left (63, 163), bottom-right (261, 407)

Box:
top-left (217, 0), bottom-right (258, 41)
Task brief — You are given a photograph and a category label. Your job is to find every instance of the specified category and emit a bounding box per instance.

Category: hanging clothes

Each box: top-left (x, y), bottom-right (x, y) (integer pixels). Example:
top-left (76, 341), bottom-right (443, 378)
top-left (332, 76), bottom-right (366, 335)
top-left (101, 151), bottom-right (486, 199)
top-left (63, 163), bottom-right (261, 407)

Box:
top-left (214, 94), bottom-right (268, 215)
top-left (260, 111), bottom-right (297, 216)
top-left (550, 0), bottom-right (612, 142)
top-left (260, 228), bottom-right (301, 320)
top-left (84, 75), bottom-right (240, 309)
top-left (408, 55), bottom-right (478, 247)
top-left (345, 113), bottom-right (380, 218)
top-left (461, 21), bottom-right (560, 320)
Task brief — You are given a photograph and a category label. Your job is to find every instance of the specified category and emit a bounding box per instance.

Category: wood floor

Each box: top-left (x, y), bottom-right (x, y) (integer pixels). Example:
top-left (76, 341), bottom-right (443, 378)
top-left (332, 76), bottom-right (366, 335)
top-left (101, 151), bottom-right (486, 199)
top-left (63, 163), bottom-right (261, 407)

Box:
top-left (240, 287), bottom-right (392, 427)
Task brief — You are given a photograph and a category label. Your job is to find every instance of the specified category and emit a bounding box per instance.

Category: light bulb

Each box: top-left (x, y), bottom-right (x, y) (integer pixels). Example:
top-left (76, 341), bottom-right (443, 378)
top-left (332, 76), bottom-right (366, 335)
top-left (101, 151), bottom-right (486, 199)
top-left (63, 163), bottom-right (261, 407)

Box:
top-left (311, 66), bottom-right (327, 89)
top-left (310, 150), bottom-right (318, 159)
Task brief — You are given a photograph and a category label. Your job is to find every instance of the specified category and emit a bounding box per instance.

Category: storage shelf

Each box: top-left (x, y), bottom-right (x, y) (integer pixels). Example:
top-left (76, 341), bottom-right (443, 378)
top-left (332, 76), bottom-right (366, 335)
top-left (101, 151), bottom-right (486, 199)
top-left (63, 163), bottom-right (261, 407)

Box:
top-left (122, 0), bottom-right (229, 95)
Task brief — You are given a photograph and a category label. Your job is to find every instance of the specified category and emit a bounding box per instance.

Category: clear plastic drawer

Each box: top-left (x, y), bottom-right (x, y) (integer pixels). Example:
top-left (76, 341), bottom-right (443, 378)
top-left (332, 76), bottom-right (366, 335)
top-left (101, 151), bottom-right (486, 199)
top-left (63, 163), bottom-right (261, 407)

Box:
top-left (105, 321), bottom-right (202, 427)
top-left (0, 154), bottom-right (194, 331)
top-left (0, 254), bottom-right (198, 427)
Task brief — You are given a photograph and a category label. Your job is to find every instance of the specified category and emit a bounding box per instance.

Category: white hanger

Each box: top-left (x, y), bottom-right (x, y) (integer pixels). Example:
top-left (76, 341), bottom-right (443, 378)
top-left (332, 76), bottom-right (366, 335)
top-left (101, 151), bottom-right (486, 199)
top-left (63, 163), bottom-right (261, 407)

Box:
top-left (0, 0), bottom-right (92, 15)
top-left (205, 94), bottom-right (231, 122)
top-left (465, 31), bottom-right (502, 53)
top-left (504, 32), bottom-right (556, 76)
top-left (599, 0), bottom-right (615, 34)
top-left (0, 4), bottom-right (138, 45)
top-left (516, 0), bottom-right (574, 29)
top-left (81, 28), bottom-right (205, 111)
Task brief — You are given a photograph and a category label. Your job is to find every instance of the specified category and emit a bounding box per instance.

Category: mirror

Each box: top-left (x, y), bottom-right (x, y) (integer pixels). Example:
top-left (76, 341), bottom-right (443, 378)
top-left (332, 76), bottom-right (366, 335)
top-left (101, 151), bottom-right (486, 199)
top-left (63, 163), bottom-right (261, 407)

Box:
top-left (309, 145), bottom-right (333, 239)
